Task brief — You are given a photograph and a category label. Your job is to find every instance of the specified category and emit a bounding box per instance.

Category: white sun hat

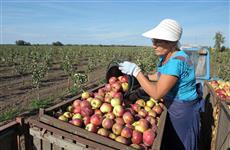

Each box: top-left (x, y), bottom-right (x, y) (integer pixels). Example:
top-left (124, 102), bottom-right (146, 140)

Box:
top-left (142, 19), bottom-right (183, 42)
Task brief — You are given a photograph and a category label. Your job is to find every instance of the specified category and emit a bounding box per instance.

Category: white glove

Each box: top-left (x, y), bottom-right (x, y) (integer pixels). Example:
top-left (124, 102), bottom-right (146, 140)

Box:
top-left (118, 61), bottom-right (141, 77)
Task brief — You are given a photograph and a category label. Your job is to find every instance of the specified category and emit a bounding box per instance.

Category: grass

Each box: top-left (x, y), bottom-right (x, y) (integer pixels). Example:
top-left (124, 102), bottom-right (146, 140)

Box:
top-left (0, 108), bottom-right (20, 122)
top-left (29, 97), bottom-right (53, 110)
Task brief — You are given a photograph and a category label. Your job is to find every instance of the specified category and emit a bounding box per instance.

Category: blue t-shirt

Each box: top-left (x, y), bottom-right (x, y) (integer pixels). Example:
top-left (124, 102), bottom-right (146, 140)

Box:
top-left (157, 50), bottom-right (198, 101)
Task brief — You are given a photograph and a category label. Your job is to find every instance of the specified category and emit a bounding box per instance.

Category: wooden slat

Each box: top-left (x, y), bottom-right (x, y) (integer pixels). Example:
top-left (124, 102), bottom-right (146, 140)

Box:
top-left (30, 128), bottom-right (85, 150)
top-left (52, 132), bottom-right (63, 150)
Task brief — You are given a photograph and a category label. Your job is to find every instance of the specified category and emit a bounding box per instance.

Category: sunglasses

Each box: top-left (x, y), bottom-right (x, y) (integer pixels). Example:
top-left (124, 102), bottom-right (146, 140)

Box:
top-left (151, 39), bottom-right (167, 45)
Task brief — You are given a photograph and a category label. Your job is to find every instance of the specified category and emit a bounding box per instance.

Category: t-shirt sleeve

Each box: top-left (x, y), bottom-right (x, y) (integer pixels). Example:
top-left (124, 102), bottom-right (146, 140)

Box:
top-left (160, 59), bottom-right (182, 77)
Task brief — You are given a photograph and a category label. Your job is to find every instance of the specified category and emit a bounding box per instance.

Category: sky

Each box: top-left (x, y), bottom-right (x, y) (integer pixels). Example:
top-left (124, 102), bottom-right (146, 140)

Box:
top-left (1, 0), bottom-right (230, 47)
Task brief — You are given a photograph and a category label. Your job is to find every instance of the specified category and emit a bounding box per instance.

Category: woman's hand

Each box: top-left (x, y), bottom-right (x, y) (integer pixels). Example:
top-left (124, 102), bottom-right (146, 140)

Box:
top-left (118, 61), bottom-right (141, 77)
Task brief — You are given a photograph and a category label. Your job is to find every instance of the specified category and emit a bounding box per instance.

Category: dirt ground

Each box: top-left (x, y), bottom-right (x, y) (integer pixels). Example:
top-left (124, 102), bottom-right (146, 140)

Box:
top-left (0, 61), bottom-right (106, 123)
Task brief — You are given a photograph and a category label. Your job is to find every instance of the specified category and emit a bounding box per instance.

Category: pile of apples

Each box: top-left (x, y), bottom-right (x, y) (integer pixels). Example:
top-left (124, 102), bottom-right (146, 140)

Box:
top-left (208, 80), bottom-right (230, 100)
top-left (57, 75), bottom-right (164, 149)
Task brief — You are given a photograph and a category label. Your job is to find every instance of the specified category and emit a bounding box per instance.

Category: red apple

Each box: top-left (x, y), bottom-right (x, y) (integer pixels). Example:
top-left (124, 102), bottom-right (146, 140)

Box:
top-left (102, 118), bottom-right (114, 129)
top-left (152, 105), bottom-right (163, 115)
top-left (138, 109), bottom-right (148, 118)
top-left (85, 123), bottom-right (98, 133)
top-left (131, 130), bottom-right (143, 144)
top-left (80, 100), bottom-right (91, 109)
top-left (115, 117), bottom-right (125, 125)
top-left (105, 84), bottom-right (112, 92)
top-left (143, 129), bottom-right (156, 146)
top-left (73, 99), bottom-right (81, 108)
top-left (121, 127), bottom-right (133, 138)
top-left (112, 123), bottom-right (123, 135)
top-left (109, 76), bottom-right (117, 84)
top-left (112, 92), bottom-right (123, 99)
top-left (146, 116), bottom-right (157, 126)
top-left (70, 119), bottom-right (82, 127)
top-left (104, 112), bottom-right (115, 120)
top-left (73, 106), bottom-right (81, 114)
top-left (90, 114), bottom-right (103, 126)
top-left (131, 104), bottom-right (141, 112)
top-left (81, 106), bottom-right (93, 117)
top-left (123, 111), bottom-right (134, 124)
top-left (111, 82), bottom-right (121, 92)
top-left (94, 109), bottom-right (103, 115)
top-left (83, 116), bottom-right (91, 126)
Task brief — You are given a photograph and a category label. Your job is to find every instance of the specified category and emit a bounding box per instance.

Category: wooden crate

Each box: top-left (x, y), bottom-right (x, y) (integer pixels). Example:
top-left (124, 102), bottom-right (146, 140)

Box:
top-left (36, 85), bottom-right (167, 150)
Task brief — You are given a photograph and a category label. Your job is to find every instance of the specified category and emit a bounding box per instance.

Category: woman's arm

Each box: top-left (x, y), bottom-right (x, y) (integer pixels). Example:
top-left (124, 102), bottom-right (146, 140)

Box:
top-left (147, 72), bottom-right (159, 81)
top-left (136, 72), bottom-right (178, 100)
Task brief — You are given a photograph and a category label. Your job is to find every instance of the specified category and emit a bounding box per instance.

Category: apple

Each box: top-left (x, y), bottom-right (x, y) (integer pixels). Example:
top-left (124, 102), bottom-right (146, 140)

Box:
top-left (81, 106), bottom-right (93, 117)
top-left (94, 93), bottom-right (104, 101)
top-left (123, 111), bottom-right (134, 124)
top-left (97, 128), bottom-right (110, 137)
top-left (70, 119), bottom-right (82, 127)
top-left (72, 113), bottom-right (82, 120)
top-left (121, 127), bottom-right (133, 138)
top-left (111, 98), bottom-right (122, 107)
top-left (86, 97), bottom-right (93, 103)
top-left (143, 129), bottom-right (156, 146)
top-left (146, 116), bottom-right (157, 126)
top-left (113, 105), bottom-right (125, 117)
top-left (83, 116), bottom-right (91, 126)
top-left (109, 133), bottom-right (117, 140)
top-left (81, 91), bottom-right (90, 99)
top-left (100, 103), bottom-right (112, 113)
top-left (144, 106), bottom-right (151, 112)
top-left (152, 105), bottom-right (163, 115)
top-left (130, 144), bottom-right (142, 150)
top-left (151, 124), bottom-right (158, 132)
top-left (131, 130), bottom-right (143, 144)
top-left (138, 109), bottom-right (148, 118)
top-left (94, 109), bottom-right (103, 115)
top-left (58, 115), bottom-right (68, 122)
top-left (102, 118), bottom-right (114, 129)
top-left (118, 75), bottom-right (128, 83)
top-left (112, 92), bottom-right (123, 99)
top-left (125, 123), bottom-right (135, 130)
top-left (148, 110), bottom-right (157, 118)
top-left (146, 100), bottom-right (155, 108)
top-left (105, 84), bottom-right (112, 92)
top-left (73, 99), bottom-right (81, 108)
top-left (80, 100), bottom-right (91, 109)
top-left (136, 99), bottom-right (146, 107)
top-left (104, 96), bottom-right (112, 103)
top-left (115, 117), bottom-right (125, 125)
top-left (73, 106), bottom-right (81, 114)
top-left (121, 82), bottom-right (129, 92)
top-left (111, 82), bottom-right (122, 92)
top-left (131, 104), bottom-right (141, 112)
top-left (66, 105), bottom-right (74, 112)
top-left (63, 112), bottom-right (73, 118)
top-left (85, 123), bottom-right (98, 133)
top-left (112, 123), bottom-right (123, 135)
top-left (90, 98), bottom-right (102, 109)
top-left (135, 119), bottom-right (149, 133)
top-left (115, 136), bottom-right (129, 145)
top-left (109, 76), bottom-right (117, 84)
top-left (104, 112), bottom-right (115, 120)
top-left (90, 114), bottom-right (103, 126)
top-left (98, 88), bottom-right (105, 97)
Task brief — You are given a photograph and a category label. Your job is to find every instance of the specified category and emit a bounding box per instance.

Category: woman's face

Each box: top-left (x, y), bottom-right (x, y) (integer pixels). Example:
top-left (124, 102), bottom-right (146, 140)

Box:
top-left (152, 39), bottom-right (171, 56)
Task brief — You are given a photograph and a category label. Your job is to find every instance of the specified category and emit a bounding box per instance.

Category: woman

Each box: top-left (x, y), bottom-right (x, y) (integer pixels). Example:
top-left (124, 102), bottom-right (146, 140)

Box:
top-left (119, 19), bottom-right (204, 150)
